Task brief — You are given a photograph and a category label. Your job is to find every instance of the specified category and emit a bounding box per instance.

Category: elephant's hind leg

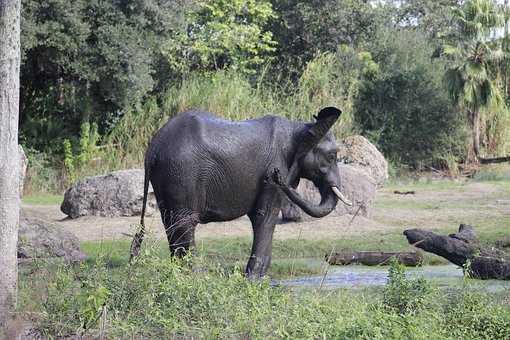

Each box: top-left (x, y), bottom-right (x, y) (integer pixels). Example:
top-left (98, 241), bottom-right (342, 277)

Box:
top-left (161, 208), bottom-right (199, 257)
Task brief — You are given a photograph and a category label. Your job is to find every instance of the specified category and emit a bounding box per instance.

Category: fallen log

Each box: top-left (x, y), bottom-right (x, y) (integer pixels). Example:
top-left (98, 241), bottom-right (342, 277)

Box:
top-left (326, 251), bottom-right (423, 266)
top-left (404, 224), bottom-right (510, 280)
top-left (393, 190), bottom-right (416, 195)
top-left (479, 156), bottom-right (510, 164)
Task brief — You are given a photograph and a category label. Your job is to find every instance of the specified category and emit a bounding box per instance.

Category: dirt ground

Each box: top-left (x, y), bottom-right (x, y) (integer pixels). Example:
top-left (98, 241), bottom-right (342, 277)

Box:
top-left (22, 180), bottom-right (510, 243)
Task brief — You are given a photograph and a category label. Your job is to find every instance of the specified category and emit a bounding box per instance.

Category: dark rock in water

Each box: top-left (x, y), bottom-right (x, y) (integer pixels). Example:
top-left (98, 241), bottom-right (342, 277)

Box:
top-left (18, 211), bottom-right (86, 263)
top-left (404, 225), bottom-right (510, 280)
top-left (326, 251), bottom-right (423, 267)
top-left (61, 169), bottom-right (157, 218)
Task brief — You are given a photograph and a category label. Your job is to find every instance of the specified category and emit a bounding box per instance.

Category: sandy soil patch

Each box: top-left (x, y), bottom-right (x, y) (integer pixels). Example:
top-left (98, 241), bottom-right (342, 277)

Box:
top-left (22, 181), bottom-right (509, 243)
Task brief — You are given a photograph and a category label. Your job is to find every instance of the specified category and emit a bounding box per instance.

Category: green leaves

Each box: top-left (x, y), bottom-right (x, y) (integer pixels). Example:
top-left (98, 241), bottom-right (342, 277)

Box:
top-left (165, 0), bottom-right (278, 74)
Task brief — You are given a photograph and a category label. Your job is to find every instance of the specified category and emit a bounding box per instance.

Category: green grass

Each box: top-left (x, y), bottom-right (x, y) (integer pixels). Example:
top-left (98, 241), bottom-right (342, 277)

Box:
top-left (22, 194), bottom-right (63, 205)
top-left (81, 233), bottom-right (453, 276)
top-left (17, 250), bottom-right (510, 339)
top-left (79, 195), bottom-right (510, 271)
top-left (473, 164), bottom-right (510, 182)
top-left (19, 171), bottom-right (510, 338)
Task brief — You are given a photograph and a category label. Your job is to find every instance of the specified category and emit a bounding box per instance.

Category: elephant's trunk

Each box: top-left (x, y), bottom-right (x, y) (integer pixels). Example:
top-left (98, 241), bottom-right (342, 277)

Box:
top-left (280, 184), bottom-right (338, 218)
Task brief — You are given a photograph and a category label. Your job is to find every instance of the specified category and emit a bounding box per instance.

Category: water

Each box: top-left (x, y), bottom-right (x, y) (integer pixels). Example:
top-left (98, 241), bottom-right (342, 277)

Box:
top-left (279, 264), bottom-right (510, 292)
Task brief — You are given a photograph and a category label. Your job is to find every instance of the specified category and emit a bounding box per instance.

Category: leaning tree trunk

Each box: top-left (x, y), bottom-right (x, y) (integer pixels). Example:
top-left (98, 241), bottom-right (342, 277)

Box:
top-left (404, 224), bottom-right (510, 280)
top-left (0, 0), bottom-right (21, 330)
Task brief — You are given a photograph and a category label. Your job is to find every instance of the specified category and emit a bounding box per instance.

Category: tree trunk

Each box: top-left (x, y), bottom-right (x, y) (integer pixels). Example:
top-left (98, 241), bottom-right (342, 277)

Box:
top-left (468, 109), bottom-right (481, 162)
top-left (472, 110), bottom-right (481, 159)
top-left (0, 0), bottom-right (21, 330)
top-left (404, 225), bottom-right (510, 280)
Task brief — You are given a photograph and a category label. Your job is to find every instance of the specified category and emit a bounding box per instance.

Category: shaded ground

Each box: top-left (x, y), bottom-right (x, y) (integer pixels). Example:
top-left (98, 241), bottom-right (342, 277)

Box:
top-left (22, 178), bottom-right (510, 246)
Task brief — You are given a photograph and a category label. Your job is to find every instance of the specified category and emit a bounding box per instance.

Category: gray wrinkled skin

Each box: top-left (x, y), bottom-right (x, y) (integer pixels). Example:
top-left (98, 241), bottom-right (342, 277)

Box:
top-left (137, 108), bottom-right (343, 278)
top-left (282, 164), bottom-right (376, 222)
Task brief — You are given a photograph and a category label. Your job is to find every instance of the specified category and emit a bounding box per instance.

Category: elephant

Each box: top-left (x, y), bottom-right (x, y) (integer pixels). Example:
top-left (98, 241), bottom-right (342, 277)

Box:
top-left (130, 106), bottom-right (352, 278)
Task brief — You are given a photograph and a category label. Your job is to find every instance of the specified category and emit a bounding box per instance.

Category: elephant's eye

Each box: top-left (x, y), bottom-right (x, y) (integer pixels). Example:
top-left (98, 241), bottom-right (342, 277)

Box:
top-left (327, 153), bottom-right (337, 163)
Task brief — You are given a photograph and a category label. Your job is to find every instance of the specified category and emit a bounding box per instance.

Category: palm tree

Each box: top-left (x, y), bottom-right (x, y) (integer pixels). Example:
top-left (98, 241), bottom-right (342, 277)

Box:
top-left (440, 0), bottom-right (505, 161)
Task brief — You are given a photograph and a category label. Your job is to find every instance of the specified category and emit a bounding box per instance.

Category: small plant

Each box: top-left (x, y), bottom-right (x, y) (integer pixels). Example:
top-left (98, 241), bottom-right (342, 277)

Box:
top-left (62, 121), bottom-right (100, 186)
top-left (383, 258), bottom-right (434, 314)
top-left (62, 139), bottom-right (76, 185)
top-left (77, 121), bottom-right (99, 168)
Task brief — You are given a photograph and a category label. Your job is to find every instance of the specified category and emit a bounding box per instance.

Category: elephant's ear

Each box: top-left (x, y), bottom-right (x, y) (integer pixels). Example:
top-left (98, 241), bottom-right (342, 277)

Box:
top-left (298, 106), bottom-right (342, 156)
top-left (286, 107), bottom-right (341, 185)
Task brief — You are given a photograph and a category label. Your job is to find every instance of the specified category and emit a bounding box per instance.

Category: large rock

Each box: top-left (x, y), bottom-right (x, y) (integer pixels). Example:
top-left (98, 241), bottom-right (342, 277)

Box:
top-left (61, 169), bottom-right (156, 218)
top-left (18, 211), bottom-right (86, 262)
top-left (281, 164), bottom-right (377, 221)
top-left (337, 135), bottom-right (388, 188)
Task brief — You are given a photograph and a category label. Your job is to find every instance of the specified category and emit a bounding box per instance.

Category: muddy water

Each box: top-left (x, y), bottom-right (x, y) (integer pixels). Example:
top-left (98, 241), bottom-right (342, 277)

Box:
top-left (280, 264), bottom-right (510, 292)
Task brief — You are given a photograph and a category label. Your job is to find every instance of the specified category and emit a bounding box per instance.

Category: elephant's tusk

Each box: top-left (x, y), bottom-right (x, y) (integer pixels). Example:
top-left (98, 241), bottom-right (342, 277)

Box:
top-left (332, 187), bottom-right (352, 206)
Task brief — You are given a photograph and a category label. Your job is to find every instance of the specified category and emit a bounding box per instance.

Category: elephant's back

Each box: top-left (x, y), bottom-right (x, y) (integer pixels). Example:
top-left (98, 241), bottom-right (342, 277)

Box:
top-left (147, 110), bottom-right (279, 221)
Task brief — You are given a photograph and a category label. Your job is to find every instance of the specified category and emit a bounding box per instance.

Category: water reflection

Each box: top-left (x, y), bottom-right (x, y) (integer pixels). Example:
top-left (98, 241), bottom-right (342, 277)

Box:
top-left (279, 264), bottom-right (510, 292)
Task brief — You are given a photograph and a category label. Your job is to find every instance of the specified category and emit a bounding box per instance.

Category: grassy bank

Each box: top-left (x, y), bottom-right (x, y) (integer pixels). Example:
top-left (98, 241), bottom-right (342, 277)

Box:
top-left (18, 249), bottom-right (510, 339)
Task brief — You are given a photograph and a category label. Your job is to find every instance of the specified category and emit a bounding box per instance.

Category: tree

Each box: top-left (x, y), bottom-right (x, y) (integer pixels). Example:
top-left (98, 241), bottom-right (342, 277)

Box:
top-left (164, 0), bottom-right (277, 75)
top-left (269, 0), bottom-right (382, 79)
top-left (20, 0), bottom-right (190, 151)
top-left (392, 0), bottom-right (462, 38)
top-left (438, 0), bottom-right (505, 161)
top-left (0, 0), bottom-right (21, 330)
top-left (354, 28), bottom-right (466, 168)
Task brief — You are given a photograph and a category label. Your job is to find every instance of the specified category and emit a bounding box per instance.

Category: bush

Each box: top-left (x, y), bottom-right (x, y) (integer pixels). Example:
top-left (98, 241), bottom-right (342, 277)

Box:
top-left (383, 259), bottom-right (435, 315)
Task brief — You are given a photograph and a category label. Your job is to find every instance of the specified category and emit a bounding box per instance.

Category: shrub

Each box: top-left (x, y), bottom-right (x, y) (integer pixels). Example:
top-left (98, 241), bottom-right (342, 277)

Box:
top-left (383, 259), bottom-right (435, 315)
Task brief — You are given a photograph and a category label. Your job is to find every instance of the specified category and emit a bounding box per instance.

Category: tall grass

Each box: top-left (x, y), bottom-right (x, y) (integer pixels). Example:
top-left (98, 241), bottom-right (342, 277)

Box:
top-left (105, 64), bottom-right (356, 170)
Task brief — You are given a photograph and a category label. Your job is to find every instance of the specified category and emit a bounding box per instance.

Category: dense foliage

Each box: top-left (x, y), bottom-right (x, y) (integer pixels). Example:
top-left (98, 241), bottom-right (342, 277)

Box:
top-left (19, 0), bottom-right (510, 193)
top-left (354, 28), bottom-right (467, 167)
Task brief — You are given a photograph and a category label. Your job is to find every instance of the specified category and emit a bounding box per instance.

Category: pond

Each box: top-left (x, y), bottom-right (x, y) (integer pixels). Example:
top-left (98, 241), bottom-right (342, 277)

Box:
top-left (279, 264), bottom-right (510, 293)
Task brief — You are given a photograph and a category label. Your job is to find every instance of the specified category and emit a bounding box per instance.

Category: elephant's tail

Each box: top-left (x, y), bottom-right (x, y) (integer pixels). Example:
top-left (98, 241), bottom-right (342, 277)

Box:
top-left (140, 159), bottom-right (150, 232)
top-left (130, 147), bottom-right (151, 262)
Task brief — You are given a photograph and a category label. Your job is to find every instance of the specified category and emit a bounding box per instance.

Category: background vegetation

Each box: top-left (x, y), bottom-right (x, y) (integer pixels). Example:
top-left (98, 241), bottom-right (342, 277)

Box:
top-left (19, 0), bottom-right (510, 193)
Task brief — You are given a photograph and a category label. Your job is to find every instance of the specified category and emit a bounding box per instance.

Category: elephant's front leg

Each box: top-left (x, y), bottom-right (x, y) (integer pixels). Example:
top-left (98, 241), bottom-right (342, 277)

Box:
top-left (246, 186), bottom-right (282, 279)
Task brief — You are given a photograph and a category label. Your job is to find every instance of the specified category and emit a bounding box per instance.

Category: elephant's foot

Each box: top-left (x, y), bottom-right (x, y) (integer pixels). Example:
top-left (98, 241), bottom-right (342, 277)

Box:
top-left (245, 255), bottom-right (271, 279)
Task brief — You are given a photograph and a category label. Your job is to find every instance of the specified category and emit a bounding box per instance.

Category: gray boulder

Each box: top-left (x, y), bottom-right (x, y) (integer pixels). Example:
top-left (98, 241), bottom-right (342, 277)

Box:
top-left (61, 169), bottom-right (156, 218)
top-left (281, 164), bottom-right (376, 222)
top-left (337, 135), bottom-right (388, 188)
top-left (18, 212), bottom-right (86, 262)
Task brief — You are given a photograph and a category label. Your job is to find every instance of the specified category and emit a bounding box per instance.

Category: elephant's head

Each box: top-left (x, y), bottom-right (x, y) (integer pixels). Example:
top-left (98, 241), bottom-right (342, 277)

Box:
top-left (276, 107), bottom-right (351, 218)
